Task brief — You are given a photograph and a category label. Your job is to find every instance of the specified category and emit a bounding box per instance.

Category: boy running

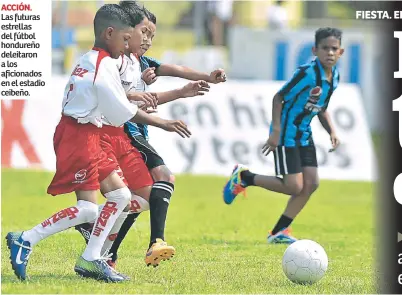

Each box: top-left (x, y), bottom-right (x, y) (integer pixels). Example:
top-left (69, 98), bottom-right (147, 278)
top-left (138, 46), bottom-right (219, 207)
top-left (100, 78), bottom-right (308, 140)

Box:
top-left (223, 27), bottom-right (343, 244)
top-left (74, 2), bottom-right (209, 268)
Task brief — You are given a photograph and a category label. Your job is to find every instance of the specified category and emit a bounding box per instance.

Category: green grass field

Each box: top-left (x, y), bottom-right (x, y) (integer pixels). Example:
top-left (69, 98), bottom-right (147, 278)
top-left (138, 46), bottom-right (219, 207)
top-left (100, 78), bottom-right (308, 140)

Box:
top-left (1, 169), bottom-right (377, 294)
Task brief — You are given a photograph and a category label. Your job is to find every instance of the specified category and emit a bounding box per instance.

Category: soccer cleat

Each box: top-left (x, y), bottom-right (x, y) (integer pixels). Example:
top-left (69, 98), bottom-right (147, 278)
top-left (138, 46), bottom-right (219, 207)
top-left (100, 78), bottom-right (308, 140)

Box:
top-left (6, 231), bottom-right (22, 248)
top-left (103, 252), bottom-right (129, 280)
top-left (74, 256), bottom-right (128, 282)
top-left (223, 164), bottom-right (248, 205)
top-left (267, 228), bottom-right (298, 244)
top-left (145, 238), bottom-right (175, 267)
top-left (74, 223), bottom-right (94, 244)
top-left (6, 232), bottom-right (33, 281)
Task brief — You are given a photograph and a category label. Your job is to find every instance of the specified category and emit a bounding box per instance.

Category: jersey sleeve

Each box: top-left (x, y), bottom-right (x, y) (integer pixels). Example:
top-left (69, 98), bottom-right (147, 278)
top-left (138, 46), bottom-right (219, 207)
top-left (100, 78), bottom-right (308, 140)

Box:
top-left (277, 67), bottom-right (313, 102)
top-left (143, 56), bottom-right (162, 69)
top-left (95, 58), bottom-right (138, 127)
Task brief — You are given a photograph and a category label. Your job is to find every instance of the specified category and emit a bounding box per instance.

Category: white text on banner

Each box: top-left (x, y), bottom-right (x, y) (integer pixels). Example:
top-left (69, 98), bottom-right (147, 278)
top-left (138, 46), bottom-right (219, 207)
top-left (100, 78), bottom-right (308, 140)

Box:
top-left (1, 77), bottom-right (376, 182)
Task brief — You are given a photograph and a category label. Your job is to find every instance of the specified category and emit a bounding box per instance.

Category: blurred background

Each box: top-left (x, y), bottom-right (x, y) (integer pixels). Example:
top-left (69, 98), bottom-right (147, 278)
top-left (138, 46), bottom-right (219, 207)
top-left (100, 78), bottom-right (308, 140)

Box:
top-left (2, 0), bottom-right (381, 180)
top-left (51, 0), bottom-right (382, 131)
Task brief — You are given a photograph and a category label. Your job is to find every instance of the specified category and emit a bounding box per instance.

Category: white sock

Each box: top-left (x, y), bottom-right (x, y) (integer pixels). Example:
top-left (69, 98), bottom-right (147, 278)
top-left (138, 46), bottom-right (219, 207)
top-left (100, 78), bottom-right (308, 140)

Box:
top-left (91, 194), bottom-right (149, 218)
top-left (129, 193), bottom-right (150, 213)
top-left (82, 187), bottom-right (131, 261)
top-left (101, 211), bottom-right (129, 256)
top-left (90, 193), bottom-right (149, 256)
top-left (22, 200), bottom-right (98, 247)
top-left (87, 204), bottom-right (105, 223)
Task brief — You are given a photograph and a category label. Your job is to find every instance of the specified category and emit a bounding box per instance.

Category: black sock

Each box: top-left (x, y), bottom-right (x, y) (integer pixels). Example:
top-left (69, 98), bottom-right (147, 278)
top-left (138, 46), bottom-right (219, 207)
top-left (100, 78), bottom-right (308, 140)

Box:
top-left (109, 212), bottom-right (140, 262)
top-left (271, 215), bottom-right (293, 235)
top-left (240, 170), bottom-right (256, 186)
top-left (149, 181), bottom-right (174, 248)
top-left (74, 222), bottom-right (94, 244)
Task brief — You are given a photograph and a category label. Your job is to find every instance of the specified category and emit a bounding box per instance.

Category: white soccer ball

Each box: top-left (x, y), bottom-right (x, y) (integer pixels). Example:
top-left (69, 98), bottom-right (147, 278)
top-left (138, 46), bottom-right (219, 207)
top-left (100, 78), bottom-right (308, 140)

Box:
top-left (282, 239), bottom-right (328, 285)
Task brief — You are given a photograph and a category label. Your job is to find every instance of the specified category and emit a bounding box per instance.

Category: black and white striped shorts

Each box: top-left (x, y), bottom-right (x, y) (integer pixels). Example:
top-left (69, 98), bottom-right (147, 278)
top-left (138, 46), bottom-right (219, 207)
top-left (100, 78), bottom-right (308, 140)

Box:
top-left (273, 145), bottom-right (318, 175)
top-left (129, 135), bottom-right (165, 170)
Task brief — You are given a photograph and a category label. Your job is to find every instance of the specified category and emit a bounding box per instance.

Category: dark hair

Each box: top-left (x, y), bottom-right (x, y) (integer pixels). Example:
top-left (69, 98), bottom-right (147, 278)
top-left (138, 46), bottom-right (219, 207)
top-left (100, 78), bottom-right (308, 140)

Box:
top-left (93, 4), bottom-right (131, 38)
top-left (119, 1), bottom-right (147, 27)
top-left (315, 27), bottom-right (342, 47)
top-left (144, 7), bottom-right (156, 25)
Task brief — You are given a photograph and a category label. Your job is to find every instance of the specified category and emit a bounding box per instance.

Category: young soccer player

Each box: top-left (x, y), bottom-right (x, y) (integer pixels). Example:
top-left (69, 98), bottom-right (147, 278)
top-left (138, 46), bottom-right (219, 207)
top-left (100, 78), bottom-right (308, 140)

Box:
top-left (74, 2), bottom-right (210, 269)
top-left (223, 27), bottom-right (343, 244)
top-left (6, 4), bottom-right (190, 283)
top-left (102, 2), bottom-right (227, 269)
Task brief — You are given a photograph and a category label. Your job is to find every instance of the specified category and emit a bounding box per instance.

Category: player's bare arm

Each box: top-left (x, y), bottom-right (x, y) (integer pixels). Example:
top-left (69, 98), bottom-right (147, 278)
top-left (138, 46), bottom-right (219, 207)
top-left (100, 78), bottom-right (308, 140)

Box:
top-left (130, 109), bottom-right (191, 138)
top-left (126, 80), bottom-right (209, 109)
top-left (318, 110), bottom-right (340, 151)
top-left (154, 80), bottom-right (210, 105)
top-left (262, 93), bottom-right (284, 156)
top-left (153, 64), bottom-right (226, 84)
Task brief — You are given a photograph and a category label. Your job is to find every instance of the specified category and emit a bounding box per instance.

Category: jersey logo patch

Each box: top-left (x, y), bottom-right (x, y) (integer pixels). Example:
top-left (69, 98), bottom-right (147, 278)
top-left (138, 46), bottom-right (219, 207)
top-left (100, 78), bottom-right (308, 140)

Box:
top-left (308, 86), bottom-right (322, 103)
top-left (304, 86), bottom-right (322, 113)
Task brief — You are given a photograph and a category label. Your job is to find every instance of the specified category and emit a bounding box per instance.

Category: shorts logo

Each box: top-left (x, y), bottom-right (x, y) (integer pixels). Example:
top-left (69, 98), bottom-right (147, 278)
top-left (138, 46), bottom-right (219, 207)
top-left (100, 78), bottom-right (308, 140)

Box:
top-left (73, 169), bottom-right (87, 183)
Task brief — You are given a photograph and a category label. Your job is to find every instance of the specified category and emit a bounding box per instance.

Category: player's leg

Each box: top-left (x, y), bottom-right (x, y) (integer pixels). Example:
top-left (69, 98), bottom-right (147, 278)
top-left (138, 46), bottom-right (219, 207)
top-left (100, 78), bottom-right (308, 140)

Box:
top-left (108, 139), bottom-right (149, 248)
top-left (107, 188), bottom-right (150, 268)
top-left (129, 135), bottom-right (176, 266)
top-left (106, 147), bottom-right (155, 267)
top-left (74, 151), bottom-right (131, 282)
top-left (74, 132), bottom-right (133, 247)
top-left (145, 164), bottom-right (177, 267)
top-left (267, 145), bottom-right (319, 244)
top-left (6, 191), bottom-right (99, 281)
top-left (148, 165), bottom-right (175, 239)
top-left (103, 188), bottom-right (151, 267)
top-left (122, 151), bottom-right (177, 268)
top-left (74, 188), bottom-right (150, 269)
top-left (109, 149), bottom-right (153, 252)
top-left (6, 117), bottom-right (102, 281)
top-left (74, 139), bottom-right (127, 244)
top-left (283, 172), bottom-right (318, 218)
top-left (223, 146), bottom-right (303, 204)
top-left (74, 137), bottom-right (153, 268)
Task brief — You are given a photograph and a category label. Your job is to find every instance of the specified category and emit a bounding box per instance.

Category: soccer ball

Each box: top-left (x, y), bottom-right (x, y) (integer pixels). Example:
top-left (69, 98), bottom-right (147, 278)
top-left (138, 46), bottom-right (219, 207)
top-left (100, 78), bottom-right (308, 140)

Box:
top-left (282, 239), bottom-right (328, 285)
